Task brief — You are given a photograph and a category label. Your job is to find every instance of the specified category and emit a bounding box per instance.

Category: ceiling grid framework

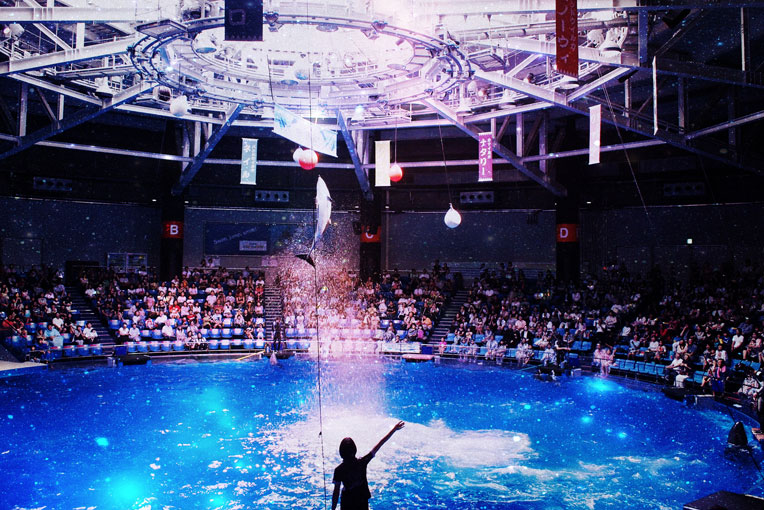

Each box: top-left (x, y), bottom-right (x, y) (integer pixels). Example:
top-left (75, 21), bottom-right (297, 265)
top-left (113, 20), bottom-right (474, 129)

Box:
top-left (0, 0), bottom-right (761, 197)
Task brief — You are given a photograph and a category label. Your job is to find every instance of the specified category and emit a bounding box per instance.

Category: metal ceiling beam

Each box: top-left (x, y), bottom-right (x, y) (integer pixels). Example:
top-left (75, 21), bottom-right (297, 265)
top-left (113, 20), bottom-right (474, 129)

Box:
top-left (9, 73), bottom-right (101, 105)
top-left (685, 109), bottom-right (764, 140)
top-left (171, 102), bottom-right (244, 196)
top-left (470, 34), bottom-right (764, 90)
top-left (337, 110), bottom-right (372, 200)
top-left (567, 68), bottom-right (635, 101)
top-left (473, 70), bottom-right (567, 106)
top-left (0, 37), bottom-right (134, 75)
top-left (433, 0), bottom-right (764, 15)
top-left (476, 69), bottom-right (761, 174)
top-left (0, 80), bottom-right (154, 161)
top-left (422, 97), bottom-right (567, 197)
top-left (0, 7), bottom-right (148, 23)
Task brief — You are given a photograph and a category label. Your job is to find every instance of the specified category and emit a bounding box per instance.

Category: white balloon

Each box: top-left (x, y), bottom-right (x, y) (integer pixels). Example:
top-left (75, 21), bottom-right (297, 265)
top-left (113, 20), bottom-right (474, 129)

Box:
top-left (169, 95), bottom-right (189, 117)
top-left (292, 148), bottom-right (304, 163)
top-left (444, 203), bottom-right (462, 228)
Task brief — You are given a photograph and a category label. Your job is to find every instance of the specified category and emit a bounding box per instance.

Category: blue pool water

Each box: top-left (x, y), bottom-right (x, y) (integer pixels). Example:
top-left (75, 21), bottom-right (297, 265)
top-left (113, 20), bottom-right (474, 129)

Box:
top-left (1, 358), bottom-right (762, 510)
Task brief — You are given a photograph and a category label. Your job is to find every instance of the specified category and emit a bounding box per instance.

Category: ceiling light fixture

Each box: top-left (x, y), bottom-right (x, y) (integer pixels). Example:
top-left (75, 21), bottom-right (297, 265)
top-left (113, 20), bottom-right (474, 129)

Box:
top-left (192, 31), bottom-right (217, 54)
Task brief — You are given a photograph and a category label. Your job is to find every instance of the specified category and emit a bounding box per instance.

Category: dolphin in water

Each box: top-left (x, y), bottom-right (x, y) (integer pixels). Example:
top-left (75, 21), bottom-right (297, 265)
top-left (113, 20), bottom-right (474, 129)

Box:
top-left (297, 176), bottom-right (332, 267)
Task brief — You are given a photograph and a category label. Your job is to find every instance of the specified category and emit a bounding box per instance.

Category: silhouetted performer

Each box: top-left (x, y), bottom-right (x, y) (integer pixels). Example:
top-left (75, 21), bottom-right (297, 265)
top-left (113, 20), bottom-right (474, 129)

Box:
top-left (331, 421), bottom-right (405, 510)
top-left (272, 318), bottom-right (284, 352)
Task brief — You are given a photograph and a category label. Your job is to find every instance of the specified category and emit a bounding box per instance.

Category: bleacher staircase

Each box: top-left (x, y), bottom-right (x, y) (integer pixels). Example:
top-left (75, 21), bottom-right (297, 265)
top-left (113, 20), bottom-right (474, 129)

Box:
top-left (430, 289), bottom-right (469, 345)
top-left (263, 286), bottom-right (283, 341)
top-left (65, 286), bottom-right (113, 348)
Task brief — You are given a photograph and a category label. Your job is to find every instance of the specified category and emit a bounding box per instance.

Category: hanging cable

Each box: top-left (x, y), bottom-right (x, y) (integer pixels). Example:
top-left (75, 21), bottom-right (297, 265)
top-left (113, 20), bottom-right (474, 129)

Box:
top-left (597, 69), bottom-right (652, 230)
top-left (437, 122), bottom-right (452, 201)
top-left (304, 5), bottom-right (328, 508)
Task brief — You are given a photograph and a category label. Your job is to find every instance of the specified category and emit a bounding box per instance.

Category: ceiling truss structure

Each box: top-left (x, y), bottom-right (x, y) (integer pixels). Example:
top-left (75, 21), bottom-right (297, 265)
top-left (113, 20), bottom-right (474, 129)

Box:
top-left (0, 0), bottom-right (763, 196)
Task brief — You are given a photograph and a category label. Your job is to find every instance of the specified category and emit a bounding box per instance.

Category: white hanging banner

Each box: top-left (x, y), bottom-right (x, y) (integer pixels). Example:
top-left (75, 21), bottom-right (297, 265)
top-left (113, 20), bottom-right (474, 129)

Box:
top-left (273, 104), bottom-right (337, 157)
top-left (588, 105), bottom-right (601, 165)
top-left (477, 132), bottom-right (494, 182)
top-left (653, 56), bottom-right (658, 135)
top-left (375, 141), bottom-right (391, 187)
top-left (240, 138), bottom-right (258, 185)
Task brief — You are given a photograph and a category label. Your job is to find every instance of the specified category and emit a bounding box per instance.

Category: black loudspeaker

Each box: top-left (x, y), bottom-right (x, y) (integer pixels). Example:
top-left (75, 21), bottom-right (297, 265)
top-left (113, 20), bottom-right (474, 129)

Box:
top-left (225, 0), bottom-right (263, 41)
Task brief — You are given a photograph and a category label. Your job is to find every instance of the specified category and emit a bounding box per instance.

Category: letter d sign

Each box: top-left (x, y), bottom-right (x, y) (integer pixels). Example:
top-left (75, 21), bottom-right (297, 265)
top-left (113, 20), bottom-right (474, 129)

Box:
top-left (556, 223), bottom-right (578, 243)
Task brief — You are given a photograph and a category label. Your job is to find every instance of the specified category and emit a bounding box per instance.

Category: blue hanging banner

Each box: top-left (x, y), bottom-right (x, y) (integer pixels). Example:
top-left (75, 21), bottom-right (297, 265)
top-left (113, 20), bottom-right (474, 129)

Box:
top-left (240, 138), bottom-right (258, 185)
top-left (273, 104), bottom-right (337, 157)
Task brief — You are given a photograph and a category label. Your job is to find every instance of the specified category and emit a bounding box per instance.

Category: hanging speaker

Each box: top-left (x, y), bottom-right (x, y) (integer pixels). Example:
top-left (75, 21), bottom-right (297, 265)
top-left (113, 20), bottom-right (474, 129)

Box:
top-left (225, 0), bottom-right (263, 42)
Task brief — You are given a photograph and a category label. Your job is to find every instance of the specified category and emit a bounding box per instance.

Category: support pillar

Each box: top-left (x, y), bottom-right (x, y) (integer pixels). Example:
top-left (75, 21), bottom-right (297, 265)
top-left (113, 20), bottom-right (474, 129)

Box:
top-left (555, 162), bottom-right (581, 284)
top-left (359, 193), bottom-right (382, 282)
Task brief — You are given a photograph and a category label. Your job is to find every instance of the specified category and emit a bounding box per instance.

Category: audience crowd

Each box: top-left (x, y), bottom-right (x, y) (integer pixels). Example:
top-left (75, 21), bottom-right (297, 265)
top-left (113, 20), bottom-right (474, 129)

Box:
top-left (2, 259), bottom-right (763, 412)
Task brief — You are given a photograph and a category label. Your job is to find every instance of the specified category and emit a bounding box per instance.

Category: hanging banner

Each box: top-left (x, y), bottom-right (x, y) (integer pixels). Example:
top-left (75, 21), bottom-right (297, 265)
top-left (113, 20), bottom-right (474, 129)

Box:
top-left (375, 140), bottom-right (391, 187)
top-left (477, 132), bottom-right (494, 182)
top-left (652, 56), bottom-right (659, 135)
top-left (588, 105), bottom-right (601, 165)
top-left (240, 138), bottom-right (258, 185)
top-left (555, 0), bottom-right (579, 77)
top-left (273, 104), bottom-right (337, 157)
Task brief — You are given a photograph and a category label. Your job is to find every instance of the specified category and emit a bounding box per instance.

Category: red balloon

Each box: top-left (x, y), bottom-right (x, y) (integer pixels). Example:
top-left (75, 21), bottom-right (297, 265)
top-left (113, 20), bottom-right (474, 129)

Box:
top-left (299, 149), bottom-right (318, 170)
top-left (389, 163), bottom-right (403, 182)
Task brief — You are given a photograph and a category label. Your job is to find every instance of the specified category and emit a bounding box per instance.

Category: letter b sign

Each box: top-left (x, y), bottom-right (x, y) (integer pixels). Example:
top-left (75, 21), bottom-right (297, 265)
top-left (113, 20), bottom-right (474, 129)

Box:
top-left (163, 221), bottom-right (184, 239)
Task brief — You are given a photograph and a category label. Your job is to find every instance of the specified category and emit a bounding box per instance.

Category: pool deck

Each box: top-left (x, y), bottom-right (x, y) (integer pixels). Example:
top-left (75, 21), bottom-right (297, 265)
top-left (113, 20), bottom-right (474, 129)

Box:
top-left (0, 360), bottom-right (45, 372)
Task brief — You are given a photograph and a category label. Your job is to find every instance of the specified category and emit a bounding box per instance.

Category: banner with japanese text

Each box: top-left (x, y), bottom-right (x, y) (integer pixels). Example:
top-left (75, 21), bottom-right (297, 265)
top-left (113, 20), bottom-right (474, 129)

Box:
top-left (240, 138), bottom-right (258, 185)
top-left (555, 0), bottom-right (579, 77)
top-left (478, 132), bottom-right (493, 182)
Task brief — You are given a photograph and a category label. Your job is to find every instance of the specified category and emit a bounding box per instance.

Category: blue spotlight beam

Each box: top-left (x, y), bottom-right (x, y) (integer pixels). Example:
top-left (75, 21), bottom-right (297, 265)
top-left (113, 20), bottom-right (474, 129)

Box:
top-left (0, 81), bottom-right (154, 161)
top-left (171, 102), bottom-right (244, 196)
top-left (337, 110), bottom-right (372, 200)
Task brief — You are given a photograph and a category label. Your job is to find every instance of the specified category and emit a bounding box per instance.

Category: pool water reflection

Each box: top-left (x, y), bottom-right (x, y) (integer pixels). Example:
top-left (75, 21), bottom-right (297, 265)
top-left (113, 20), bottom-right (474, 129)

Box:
top-left (0, 358), bottom-right (761, 510)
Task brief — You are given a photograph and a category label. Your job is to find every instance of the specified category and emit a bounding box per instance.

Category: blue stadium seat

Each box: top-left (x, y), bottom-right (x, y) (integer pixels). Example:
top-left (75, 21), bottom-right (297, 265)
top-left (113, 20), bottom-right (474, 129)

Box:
top-left (172, 340), bottom-right (185, 351)
top-left (136, 342), bottom-right (148, 353)
top-left (161, 341), bottom-right (171, 352)
top-left (243, 339), bottom-right (254, 349)
top-left (126, 341), bottom-right (136, 353)
top-left (90, 344), bottom-right (103, 356)
top-left (208, 339), bottom-right (220, 350)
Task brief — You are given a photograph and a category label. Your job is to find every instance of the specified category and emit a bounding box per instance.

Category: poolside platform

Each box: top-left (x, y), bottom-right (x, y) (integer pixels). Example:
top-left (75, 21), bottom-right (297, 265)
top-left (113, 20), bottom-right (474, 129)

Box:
top-left (685, 490), bottom-right (764, 510)
top-left (0, 360), bottom-right (45, 372)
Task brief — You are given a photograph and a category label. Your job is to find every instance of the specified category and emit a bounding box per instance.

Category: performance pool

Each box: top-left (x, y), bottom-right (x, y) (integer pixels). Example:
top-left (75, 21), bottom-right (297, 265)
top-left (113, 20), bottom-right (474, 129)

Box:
top-left (1, 358), bottom-right (762, 510)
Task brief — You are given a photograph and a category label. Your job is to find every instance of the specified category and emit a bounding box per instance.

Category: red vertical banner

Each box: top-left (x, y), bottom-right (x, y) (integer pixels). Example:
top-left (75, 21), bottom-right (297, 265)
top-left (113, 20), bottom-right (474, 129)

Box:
top-left (555, 0), bottom-right (579, 78)
top-left (477, 132), bottom-right (493, 182)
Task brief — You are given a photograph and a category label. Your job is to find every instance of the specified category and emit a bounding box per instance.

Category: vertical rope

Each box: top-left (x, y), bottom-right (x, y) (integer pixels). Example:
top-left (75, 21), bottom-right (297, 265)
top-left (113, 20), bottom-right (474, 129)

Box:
top-left (437, 123), bottom-right (452, 201)
top-left (305, 4), bottom-right (327, 506)
top-left (312, 232), bottom-right (328, 510)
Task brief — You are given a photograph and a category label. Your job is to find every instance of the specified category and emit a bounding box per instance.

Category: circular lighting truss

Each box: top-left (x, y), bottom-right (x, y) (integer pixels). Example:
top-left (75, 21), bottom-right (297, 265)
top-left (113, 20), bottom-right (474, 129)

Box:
top-left (129, 14), bottom-right (471, 120)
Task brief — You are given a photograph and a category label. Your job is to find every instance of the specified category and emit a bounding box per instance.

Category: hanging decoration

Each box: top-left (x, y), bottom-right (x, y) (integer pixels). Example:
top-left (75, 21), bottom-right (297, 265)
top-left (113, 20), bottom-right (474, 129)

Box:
top-left (389, 163), bottom-right (403, 182)
top-left (444, 203), bottom-right (462, 229)
top-left (298, 149), bottom-right (318, 170)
